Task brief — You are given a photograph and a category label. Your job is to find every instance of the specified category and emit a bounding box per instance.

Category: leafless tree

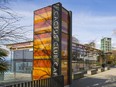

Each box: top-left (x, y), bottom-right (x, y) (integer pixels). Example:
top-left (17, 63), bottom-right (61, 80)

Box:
top-left (0, 0), bottom-right (9, 3)
top-left (0, 4), bottom-right (32, 44)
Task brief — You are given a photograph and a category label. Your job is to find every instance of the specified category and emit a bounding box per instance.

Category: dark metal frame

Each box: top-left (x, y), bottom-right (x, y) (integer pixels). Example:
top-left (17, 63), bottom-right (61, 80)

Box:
top-left (51, 2), bottom-right (62, 76)
top-left (52, 2), bottom-right (72, 85)
top-left (68, 11), bottom-right (72, 84)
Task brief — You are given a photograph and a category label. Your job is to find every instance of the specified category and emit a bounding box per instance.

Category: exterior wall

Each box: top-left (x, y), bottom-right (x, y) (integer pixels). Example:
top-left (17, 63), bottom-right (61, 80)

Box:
top-left (13, 49), bottom-right (33, 73)
top-left (7, 41), bottom-right (33, 50)
top-left (6, 42), bottom-right (33, 73)
top-left (101, 37), bottom-right (112, 52)
top-left (72, 42), bottom-right (102, 71)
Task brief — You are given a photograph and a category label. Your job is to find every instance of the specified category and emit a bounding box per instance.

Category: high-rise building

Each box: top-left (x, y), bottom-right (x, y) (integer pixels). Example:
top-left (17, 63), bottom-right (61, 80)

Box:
top-left (101, 37), bottom-right (112, 52)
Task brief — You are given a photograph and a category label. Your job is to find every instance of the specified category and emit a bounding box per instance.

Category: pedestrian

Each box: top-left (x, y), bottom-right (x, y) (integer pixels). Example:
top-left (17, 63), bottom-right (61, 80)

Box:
top-left (102, 63), bottom-right (105, 68)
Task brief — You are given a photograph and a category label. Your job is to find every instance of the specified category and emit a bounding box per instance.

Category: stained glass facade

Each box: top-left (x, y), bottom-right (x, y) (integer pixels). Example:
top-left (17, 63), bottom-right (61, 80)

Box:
top-left (61, 8), bottom-right (69, 85)
top-left (33, 3), bottom-right (72, 85)
top-left (33, 6), bottom-right (52, 80)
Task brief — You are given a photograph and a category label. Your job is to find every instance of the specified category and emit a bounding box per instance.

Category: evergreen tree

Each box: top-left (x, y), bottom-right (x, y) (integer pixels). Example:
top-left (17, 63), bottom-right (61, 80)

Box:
top-left (0, 48), bottom-right (9, 72)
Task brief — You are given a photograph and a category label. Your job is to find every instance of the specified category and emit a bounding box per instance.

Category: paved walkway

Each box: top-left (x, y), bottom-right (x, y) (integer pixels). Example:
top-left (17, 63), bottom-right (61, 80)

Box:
top-left (71, 67), bottom-right (116, 87)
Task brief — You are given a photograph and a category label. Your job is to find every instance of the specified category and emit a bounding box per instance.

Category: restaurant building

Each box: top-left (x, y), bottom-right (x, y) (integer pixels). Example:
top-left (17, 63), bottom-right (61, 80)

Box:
top-left (6, 2), bottom-right (103, 86)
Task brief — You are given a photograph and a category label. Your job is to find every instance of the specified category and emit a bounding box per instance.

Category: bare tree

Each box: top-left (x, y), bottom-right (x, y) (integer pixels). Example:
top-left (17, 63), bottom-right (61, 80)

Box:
top-left (0, 0), bottom-right (9, 3)
top-left (0, 4), bottom-right (32, 44)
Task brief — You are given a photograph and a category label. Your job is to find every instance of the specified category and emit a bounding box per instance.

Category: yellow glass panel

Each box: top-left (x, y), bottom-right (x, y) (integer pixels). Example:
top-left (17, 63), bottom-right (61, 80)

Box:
top-left (34, 56), bottom-right (51, 59)
top-left (33, 68), bottom-right (51, 80)
top-left (35, 26), bottom-right (52, 34)
top-left (35, 26), bottom-right (51, 31)
top-left (34, 38), bottom-right (51, 45)
top-left (34, 44), bottom-right (51, 50)
top-left (35, 12), bottom-right (51, 21)
top-left (34, 60), bottom-right (51, 68)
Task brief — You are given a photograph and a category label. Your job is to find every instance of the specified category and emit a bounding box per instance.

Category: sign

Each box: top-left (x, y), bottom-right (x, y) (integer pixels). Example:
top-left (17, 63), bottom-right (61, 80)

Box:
top-left (52, 3), bottom-right (61, 76)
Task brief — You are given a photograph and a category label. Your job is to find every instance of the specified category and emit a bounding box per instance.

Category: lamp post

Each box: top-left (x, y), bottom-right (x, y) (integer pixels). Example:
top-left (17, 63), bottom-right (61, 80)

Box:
top-left (10, 47), bottom-right (13, 72)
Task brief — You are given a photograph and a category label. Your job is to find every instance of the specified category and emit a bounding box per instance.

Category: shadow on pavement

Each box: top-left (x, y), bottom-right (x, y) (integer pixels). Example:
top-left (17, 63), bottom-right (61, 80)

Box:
top-left (70, 75), bottom-right (116, 87)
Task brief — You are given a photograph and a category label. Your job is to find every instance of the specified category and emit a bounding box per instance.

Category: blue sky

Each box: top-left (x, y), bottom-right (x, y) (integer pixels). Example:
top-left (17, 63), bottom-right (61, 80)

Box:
top-left (6, 0), bottom-right (116, 49)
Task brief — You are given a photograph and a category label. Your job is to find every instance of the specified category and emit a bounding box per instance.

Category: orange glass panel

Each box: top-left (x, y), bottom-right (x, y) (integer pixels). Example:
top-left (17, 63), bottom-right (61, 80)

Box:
top-left (34, 38), bottom-right (51, 45)
top-left (34, 60), bottom-right (51, 68)
top-left (35, 19), bottom-right (51, 28)
top-left (35, 14), bottom-right (51, 24)
top-left (34, 50), bottom-right (51, 58)
top-left (35, 27), bottom-right (52, 34)
top-left (35, 6), bottom-right (51, 14)
top-left (34, 33), bottom-right (51, 39)
top-left (33, 68), bottom-right (51, 80)
top-left (33, 6), bottom-right (52, 80)
top-left (34, 44), bottom-right (51, 50)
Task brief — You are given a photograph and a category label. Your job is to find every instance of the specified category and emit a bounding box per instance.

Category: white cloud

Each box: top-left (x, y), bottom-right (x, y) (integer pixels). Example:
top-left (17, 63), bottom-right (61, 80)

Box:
top-left (72, 12), bottom-right (116, 48)
top-left (73, 13), bottom-right (116, 30)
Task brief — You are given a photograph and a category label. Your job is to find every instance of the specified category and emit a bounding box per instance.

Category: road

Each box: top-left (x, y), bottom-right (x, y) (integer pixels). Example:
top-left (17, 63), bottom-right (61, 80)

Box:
top-left (71, 67), bottom-right (116, 87)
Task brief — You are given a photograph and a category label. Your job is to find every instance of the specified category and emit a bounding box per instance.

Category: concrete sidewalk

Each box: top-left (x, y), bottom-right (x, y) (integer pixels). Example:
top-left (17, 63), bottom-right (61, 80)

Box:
top-left (70, 68), bottom-right (116, 87)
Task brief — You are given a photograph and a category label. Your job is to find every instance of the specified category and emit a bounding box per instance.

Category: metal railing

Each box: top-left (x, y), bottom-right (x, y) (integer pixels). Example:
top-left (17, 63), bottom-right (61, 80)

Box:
top-left (1, 75), bottom-right (64, 87)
